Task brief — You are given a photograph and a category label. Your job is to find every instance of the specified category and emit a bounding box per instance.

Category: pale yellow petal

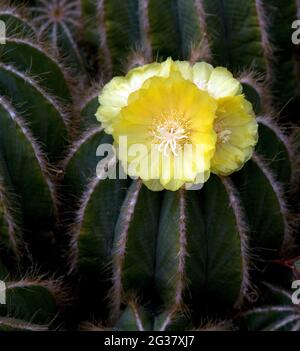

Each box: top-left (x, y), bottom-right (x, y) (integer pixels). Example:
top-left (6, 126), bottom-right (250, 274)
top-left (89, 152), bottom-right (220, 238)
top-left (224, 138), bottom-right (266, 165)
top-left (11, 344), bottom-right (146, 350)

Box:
top-left (174, 60), bottom-right (193, 80)
top-left (207, 67), bottom-right (242, 99)
top-left (192, 62), bottom-right (214, 89)
top-left (143, 179), bottom-right (164, 191)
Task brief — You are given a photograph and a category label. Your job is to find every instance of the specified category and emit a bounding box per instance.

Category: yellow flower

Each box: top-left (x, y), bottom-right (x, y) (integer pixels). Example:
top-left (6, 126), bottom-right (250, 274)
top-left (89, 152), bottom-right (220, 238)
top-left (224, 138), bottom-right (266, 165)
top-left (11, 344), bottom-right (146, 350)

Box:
top-left (96, 58), bottom-right (258, 190)
top-left (184, 61), bottom-right (258, 175)
top-left (212, 96), bottom-right (258, 175)
top-left (97, 59), bottom-right (173, 134)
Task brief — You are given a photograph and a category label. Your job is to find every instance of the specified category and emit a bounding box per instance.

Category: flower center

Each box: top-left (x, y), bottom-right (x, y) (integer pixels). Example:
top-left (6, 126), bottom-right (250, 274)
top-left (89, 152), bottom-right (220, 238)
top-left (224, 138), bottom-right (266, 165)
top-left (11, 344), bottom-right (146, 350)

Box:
top-left (151, 115), bottom-right (189, 156)
top-left (214, 120), bottom-right (232, 144)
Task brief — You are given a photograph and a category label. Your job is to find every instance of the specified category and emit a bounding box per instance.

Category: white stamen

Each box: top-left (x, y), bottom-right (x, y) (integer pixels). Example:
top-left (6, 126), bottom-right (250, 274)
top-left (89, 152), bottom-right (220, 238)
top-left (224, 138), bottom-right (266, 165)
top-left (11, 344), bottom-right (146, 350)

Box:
top-left (218, 129), bottom-right (232, 144)
top-left (153, 123), bottom-right (189, 156)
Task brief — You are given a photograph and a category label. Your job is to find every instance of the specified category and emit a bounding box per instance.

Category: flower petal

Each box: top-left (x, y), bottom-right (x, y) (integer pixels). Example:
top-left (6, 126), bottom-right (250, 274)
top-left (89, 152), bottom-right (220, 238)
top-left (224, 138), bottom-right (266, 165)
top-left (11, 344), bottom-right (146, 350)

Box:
top-left (212, 95), bottom-right (258, 175)
top-left (207, 67), bottom-right (242, 99)
top-left (96, 59), bottom-right (174, 133)
top-left (192, 62), bottom-right (214, 90)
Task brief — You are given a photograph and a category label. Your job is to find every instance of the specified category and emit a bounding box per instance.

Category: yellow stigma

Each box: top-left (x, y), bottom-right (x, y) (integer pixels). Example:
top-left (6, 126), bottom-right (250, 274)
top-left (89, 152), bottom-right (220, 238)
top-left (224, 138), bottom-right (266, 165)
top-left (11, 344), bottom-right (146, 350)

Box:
top-left (150, 112), bottom-right (190, 156)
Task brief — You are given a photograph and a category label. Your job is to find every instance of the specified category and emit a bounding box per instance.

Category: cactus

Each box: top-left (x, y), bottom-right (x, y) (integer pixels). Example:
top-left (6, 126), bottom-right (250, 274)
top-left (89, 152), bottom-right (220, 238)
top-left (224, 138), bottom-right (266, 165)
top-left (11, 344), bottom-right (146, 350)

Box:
top-left (239, 272), bottom-right (300, 331)
top-left (0, 254), bottom-right (64, 331)
top-left (0, 0), bottom-right (299, 331)
top-left (80, 298), bottom-right (233, 331)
